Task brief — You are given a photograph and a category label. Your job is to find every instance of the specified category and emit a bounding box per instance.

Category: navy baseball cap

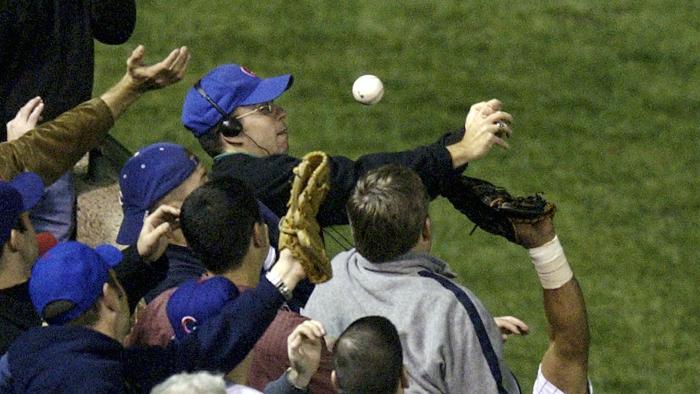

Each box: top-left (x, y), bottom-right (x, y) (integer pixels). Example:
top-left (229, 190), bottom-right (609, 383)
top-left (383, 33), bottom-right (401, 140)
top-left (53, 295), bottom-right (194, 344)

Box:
top-left (0, 172), bottom-right (44, 245)
top-left (166, 277), bottom-right (239, 340)
top-left (117, 142), bottom-right (199, 245)
top-left (182, 64), bottom-right (294, 137)
top-left (30, 241), bottom-right (123, 325)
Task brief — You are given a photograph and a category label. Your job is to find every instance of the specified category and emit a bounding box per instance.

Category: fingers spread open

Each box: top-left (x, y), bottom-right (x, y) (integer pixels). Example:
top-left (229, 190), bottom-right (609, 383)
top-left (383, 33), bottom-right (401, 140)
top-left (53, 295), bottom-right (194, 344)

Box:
top-left (157, 48), bottom-right (182, 72)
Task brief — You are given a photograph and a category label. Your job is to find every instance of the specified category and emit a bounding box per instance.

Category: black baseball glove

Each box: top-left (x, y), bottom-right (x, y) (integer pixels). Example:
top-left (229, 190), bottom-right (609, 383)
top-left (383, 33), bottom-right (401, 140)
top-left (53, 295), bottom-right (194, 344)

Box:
top-left (443, 176), bottom-right (556, 244)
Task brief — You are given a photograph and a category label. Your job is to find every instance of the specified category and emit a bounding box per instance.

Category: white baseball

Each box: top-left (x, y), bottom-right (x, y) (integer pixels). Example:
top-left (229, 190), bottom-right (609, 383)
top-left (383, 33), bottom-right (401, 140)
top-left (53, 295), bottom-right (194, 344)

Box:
top-left (352, 75), bottom-right (384, 105)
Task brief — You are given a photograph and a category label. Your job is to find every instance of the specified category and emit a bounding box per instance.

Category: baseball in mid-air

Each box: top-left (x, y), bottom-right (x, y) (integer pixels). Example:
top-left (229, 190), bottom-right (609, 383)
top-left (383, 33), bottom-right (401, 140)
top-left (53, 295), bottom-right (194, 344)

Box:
top-left (352, 75), bottom-right (384, 105)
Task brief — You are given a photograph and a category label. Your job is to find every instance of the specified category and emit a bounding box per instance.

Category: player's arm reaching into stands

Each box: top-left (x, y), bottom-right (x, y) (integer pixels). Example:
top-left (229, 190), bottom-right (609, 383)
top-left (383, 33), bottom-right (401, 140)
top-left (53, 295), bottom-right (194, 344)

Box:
top-left (515, 216), bottom-right (591, 394)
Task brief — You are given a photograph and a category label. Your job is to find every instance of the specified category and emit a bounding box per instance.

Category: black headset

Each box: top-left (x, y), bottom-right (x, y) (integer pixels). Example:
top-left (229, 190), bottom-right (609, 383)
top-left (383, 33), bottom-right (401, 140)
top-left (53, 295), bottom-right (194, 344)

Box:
top-left (194, 81), bottom-right (243, 137)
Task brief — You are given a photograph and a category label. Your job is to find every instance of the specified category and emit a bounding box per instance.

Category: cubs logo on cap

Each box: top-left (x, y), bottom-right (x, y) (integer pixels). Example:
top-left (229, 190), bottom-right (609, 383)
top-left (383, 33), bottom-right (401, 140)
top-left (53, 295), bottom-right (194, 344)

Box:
top-left (166, 277), bottom-right (240, 340)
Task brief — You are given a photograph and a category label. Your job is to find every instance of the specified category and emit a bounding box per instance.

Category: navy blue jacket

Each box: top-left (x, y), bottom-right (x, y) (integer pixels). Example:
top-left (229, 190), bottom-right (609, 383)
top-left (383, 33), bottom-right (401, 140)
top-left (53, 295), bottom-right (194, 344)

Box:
top-left (7, 278), bottom-right (284, 393)
top-left (0, 244), bottom-right (167, 356)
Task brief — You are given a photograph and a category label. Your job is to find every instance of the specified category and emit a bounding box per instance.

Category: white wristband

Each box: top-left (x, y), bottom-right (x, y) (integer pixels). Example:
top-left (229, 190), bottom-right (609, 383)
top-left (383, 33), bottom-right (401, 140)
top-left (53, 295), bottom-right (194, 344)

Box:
top-left (527, 235), bottom-right (573, 289)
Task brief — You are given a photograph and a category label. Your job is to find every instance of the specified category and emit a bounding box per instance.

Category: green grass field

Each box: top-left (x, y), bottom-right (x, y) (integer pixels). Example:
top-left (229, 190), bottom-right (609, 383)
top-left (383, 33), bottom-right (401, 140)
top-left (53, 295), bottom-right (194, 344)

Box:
top-left (94, 1), bottom-right (700, 391)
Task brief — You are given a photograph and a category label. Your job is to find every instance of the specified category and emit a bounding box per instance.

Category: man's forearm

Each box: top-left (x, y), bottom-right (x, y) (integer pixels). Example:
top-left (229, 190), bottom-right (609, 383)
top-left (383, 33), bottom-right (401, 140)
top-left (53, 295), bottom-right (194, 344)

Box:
top-left (99, 75), bottom-right (144, 120)
top-left (540, 277), bottom-right (590, 394)
top-left (543, 278), bottom-right (590, 359)
top-left (530, 236), bottom-right (590, 393)
top-left (0, 98), bottom-right (114, 184)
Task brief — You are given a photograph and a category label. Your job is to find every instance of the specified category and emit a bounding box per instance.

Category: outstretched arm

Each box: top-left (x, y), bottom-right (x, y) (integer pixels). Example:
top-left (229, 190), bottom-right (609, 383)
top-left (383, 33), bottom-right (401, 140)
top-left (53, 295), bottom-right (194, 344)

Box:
top-left (540, 277), bottom-right (589, 393)
top-left (213, 99), bottom-right (513, 226)
top-left (515, 219), bottom-right (590, 394)
top-left (0, 45), bottom-right (189, 184)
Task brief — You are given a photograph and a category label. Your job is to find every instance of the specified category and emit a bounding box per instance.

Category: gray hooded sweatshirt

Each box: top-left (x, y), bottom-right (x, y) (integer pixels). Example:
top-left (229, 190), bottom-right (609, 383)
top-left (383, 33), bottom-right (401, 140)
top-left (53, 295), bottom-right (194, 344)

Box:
top-left (303, 249), bottom-right (520, 394)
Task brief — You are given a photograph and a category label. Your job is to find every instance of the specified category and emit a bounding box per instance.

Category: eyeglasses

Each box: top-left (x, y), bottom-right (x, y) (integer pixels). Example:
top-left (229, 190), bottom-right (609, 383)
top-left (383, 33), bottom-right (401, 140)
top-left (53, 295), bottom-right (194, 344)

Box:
top-left (235, 102), bottom-right (275, 120)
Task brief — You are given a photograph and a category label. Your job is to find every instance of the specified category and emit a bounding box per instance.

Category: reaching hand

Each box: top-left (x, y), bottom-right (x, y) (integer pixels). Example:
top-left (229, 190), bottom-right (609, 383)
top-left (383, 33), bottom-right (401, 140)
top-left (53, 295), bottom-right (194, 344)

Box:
top-left (125, 45), bottom-right (190, 92)
top-left (463, 98), bottom-right (513, 158)
top-left (448, 99), bottom-right (513, 167)
top-left (136, 204), bottom-right (180, 262)
top-left (287, 320), bottom-right (326, 389)
top-left (6, 97), bottom-right (45, 141)
top-left (495, 315), bottom-right (529, 342)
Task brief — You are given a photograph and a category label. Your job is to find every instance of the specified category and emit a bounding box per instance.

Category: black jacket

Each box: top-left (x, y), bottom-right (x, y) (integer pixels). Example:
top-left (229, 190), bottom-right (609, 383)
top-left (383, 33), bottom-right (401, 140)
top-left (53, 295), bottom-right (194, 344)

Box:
top-left (211, 130), bottom-right (467, 227)
top-left (0, 0), bottom-right (136, 140)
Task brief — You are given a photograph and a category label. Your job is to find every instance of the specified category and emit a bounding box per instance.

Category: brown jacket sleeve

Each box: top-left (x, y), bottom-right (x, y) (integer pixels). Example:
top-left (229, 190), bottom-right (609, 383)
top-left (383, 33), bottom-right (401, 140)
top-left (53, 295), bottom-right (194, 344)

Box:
top-left (0, 98), bottom-right (114, 184)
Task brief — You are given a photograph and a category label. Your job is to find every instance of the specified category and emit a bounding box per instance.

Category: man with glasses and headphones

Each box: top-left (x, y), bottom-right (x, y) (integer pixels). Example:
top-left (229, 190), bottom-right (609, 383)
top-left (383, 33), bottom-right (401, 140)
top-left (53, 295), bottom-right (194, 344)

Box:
top-left (181, 64), bottom-right (514, 230)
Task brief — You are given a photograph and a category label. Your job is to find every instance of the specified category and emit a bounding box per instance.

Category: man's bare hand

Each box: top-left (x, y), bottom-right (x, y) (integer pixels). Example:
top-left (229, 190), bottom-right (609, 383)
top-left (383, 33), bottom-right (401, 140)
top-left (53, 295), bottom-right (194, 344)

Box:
top-left (448, 99), bottom-right (513, 168)
top-left (269, 248), bottom-right (307, 290)
top-left (6, 97), bottom-right (44, 141)
top-left (495, 315), bottom-right (529, 342)
top-left (125, 45), bottom-right (190, 92)
top-left (136, 204), bottom-right (180, 262)
top-left (100, 45), bottom-right (190, 119)
top-left (287, 320), bottom-right (326, 389)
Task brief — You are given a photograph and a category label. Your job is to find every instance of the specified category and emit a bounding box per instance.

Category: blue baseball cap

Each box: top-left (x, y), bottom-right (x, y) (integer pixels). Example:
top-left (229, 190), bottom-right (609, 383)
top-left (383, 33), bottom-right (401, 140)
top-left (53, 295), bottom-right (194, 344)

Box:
top-left (0, 172), bottom-right (44, 245)
top-left (166, 277), bottom-right (239, 340)
top-left (117, 142), bottom-right (199, 245)
top-left (182, 64), bottom-right (294, 137)
top-left (29, 241), bottom-right (123, 325)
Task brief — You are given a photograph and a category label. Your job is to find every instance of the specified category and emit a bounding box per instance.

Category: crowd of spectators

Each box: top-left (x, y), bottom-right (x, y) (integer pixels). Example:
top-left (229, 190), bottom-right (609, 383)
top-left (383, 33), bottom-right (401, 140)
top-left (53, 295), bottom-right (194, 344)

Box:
top-left (0, 2), bottom-right (590, 393)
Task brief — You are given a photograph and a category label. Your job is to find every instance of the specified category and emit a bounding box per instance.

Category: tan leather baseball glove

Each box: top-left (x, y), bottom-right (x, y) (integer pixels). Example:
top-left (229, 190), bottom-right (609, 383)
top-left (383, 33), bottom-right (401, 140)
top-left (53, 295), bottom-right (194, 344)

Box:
top-left (278, 151), bottom-right (332, 283)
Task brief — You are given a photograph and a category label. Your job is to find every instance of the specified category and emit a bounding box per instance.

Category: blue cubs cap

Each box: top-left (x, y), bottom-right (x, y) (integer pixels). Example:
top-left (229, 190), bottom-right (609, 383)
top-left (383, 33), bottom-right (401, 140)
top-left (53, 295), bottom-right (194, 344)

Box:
top-left (181, 64), bottom-right (294, 137)
top-left (117, 142), bottom-right (199, 245)
top-left (166, 277), bottom-right (239, 340)
top-left (0, 172), bottom-right (44, 245)
top-left (30, 241), bottom-right (123, 325)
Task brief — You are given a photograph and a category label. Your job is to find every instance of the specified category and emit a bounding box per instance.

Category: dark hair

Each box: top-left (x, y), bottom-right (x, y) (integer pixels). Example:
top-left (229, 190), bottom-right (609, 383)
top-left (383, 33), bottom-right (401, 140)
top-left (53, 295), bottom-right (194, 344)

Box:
top-left (197, 126), bottom-right (224, 158)
top-left (13, 215), bottom-right (27, 232)
top-left (180, 178), bottom-right (261, 274)
top-left (333, 316), bottom-right (404, 394)
top-left (346, 165), bottom-right (429, 262)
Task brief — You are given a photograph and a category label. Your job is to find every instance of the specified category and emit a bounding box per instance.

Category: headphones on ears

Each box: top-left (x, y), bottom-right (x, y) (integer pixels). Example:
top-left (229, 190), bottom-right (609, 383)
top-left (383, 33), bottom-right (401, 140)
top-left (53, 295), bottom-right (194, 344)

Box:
top-left (194, 81), bottom-right (243, 137)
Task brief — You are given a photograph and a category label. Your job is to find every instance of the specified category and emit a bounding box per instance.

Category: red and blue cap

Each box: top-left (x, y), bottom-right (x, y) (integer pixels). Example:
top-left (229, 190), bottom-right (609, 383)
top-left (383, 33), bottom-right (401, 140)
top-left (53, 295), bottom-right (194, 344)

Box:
top-left (181, 64), bottom-right (293, 137)
top-left (0, 172), bottom-right (44, 245)
top-left (166, 277), bottom-right (239, 340)
top-left (117, 142), bottom-right (199, 245)
top-left (29, 241), bottom-right (123, 325)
